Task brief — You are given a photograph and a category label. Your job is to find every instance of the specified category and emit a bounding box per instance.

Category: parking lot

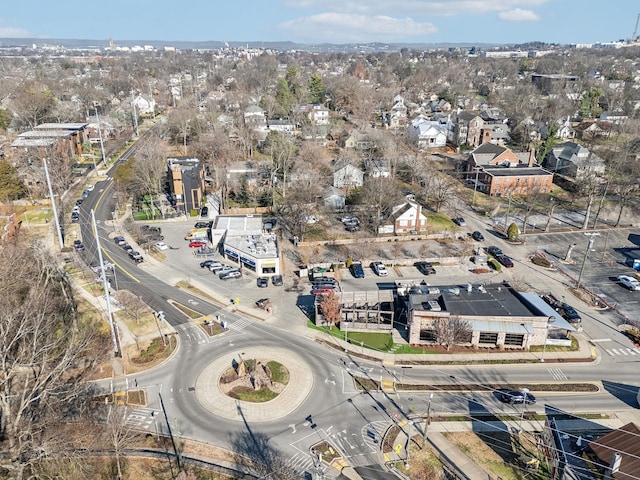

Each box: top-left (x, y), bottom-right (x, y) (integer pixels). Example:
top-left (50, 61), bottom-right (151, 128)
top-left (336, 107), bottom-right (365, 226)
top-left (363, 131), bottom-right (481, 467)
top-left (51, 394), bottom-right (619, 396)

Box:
top-left (136, 217), bottom-right (640, 327)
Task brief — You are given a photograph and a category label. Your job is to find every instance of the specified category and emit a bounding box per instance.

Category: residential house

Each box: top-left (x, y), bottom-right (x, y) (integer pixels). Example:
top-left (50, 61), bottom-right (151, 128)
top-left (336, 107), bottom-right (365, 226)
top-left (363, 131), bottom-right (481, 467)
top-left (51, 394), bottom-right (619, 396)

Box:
top-left (267, 118), bottom-right (297, 136)
top-left (385, 95), bottom-right (408, 127)
top-left (544, 141), bottom-right (606, 180)
top-left (587, 422), bottom-right (640, 480)
top-left (308, 104), bottom-right (329, 126)
top-left (365, 158), bottom-right (391, 178)
top-left (409, 116), bottom-right (448, 150)
top-left (323, 186), bottom-right (346, 210)
top-left (131, 93), bottom-right (156, 117)
top-left (574, 120), bottom-right (613, 140)
top-left (12, 123), bottom-right (88, 159)
top-left (447, 111), bottom-right (484, 147)
top-left (466, 142), bottom-right (554, 197)
top-left (333, 162), bottom-right (364, 189)
top-left (483, 123), bottom-right (511, 145)
top-left (555, 116), bottom-right (576, 140)
top-left (343, 131), bottom-right (375, 152)
top-left (243, 105), bottom-right (267, 130)
top-left (386, 200), bottom-right (427, 234)
top-left (407, 284), bottom-right (575, 349)
top-left (167, 156), bottom-right (205, 214)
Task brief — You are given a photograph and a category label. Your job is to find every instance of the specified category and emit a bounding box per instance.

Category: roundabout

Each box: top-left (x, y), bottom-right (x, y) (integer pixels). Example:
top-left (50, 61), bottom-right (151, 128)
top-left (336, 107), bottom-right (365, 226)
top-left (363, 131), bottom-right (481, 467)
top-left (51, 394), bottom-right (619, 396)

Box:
top-left (194, 346), bottom-right (315, 422)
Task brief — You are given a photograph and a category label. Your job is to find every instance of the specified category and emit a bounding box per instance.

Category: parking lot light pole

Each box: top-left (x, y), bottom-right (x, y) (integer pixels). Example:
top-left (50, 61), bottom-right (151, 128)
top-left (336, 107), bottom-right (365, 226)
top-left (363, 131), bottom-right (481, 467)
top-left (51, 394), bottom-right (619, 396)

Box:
top-left (576, 233), bottom-right (599, 289)
top-left (540, 317), bottom-right (553, 362)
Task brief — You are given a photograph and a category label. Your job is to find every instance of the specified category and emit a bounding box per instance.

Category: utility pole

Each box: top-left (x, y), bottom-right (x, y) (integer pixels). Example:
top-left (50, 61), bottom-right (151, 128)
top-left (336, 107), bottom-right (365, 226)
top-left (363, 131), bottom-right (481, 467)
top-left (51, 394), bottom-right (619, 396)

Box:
top-left (43, 158), bottom-right (64, 249)
top-left (422, 393), bottom-right (434, 447)
top-left (95, 108), bottom-right (107, 167)
top-left (131, 92), bottom-right (139, 136)
top-left (576, 233), bottom-right (599, 289)
top-left (472, 167), bottom-right (480, 206)
top-left (92, 209), bottom-right (121, 356)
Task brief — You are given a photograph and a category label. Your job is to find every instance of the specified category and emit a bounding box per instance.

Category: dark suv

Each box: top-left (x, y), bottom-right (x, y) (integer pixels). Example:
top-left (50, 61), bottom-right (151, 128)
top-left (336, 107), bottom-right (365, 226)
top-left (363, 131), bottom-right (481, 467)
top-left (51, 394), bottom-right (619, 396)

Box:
top-left (350, 263), bottom-right (365, 278)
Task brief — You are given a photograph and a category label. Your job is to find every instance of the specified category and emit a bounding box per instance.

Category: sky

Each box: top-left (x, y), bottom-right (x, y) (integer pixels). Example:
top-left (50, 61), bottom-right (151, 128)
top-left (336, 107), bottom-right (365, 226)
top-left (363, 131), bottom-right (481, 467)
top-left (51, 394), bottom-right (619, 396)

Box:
top-left (0, 1), bottom-right (638, 46)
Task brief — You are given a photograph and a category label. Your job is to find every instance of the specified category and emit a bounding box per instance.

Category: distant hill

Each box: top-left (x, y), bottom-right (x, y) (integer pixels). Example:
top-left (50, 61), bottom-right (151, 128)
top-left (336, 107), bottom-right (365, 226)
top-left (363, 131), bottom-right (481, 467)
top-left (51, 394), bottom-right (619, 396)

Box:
top-left (0, 37), bottom-right (510, 53)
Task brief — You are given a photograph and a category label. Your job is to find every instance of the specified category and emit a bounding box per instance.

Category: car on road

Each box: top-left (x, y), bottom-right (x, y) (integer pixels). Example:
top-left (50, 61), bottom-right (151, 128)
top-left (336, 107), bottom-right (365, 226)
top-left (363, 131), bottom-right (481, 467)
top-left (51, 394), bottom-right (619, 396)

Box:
top-left (257, 277), bottom-right (269, 288)
top-left (487, 246), bottom-right (503, 257)
top-left (189, 240), bottom-right (207, 248)
top-left (617, 275), bottom-right (640, 291)
top-left (73, 240), bottom-right (85, 252)
top-left (350, 263), bottom-right (365, 278)
top-left (371, 261), bottom-right (388, 276)
top-left (415, 261), bottom-right (436, 275)
top-left (499, 391), bottom-right (536, 405)
top-left (200, 206), bottom-right (209, 217)
top-left (271, 275), bottom-right (283, 286)
top-left (453, 217), bottom-right (466, 227)
top-left (154, 242), bottom-right (169, 251)
top-left (471, 231), bottom-right (484, 241)
top-left (114, 236), bottom-right (126, 246)
top-left (495, 254), bottom-right (514, 268)
top-left (219, 270), bottom-right (241, 280)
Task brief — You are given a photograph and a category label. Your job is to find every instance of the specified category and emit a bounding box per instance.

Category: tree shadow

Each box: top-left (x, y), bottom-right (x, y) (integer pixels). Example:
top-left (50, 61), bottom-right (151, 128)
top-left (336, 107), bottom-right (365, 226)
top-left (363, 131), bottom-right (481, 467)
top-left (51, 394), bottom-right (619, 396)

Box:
top-left (231, 403), bottom-right (299, 479)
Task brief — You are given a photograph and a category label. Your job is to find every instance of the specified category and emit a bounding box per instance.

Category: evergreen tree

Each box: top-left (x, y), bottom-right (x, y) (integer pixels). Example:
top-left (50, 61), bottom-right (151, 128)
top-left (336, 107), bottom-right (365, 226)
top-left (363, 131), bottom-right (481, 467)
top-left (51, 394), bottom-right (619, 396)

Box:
top-left (307, 74), bottom-right (325, 104)
top-left (0, 160), bottom-right (27, 201)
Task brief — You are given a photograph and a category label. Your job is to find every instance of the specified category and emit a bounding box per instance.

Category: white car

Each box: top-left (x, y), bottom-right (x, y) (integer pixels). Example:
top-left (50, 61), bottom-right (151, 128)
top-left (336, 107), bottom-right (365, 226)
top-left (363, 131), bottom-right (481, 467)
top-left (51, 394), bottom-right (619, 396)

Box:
top-left (617, 275), bottom-right (640, 291)
top-left (86, 184), bottom-right (95, 192)
top-left (371, 261), bottom-right (388, 276)
top-left (154, 242), bottom-right (169, 251)
top-left (304, 215), bottom-right (319, 224)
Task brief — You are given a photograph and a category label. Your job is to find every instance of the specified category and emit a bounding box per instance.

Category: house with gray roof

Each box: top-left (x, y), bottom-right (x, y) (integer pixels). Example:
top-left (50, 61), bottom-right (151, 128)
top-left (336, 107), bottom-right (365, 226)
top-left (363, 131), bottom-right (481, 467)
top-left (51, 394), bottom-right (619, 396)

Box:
top-left (544, 141), bottom-right (605, 180)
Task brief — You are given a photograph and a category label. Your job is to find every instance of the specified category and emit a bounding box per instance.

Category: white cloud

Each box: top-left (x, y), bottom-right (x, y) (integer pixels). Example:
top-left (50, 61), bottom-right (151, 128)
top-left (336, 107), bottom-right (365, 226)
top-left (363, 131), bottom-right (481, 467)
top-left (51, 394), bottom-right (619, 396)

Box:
top-left (279, 13), bottom-right (438, 42)
top-left (0, 19), bottom-right (32, 38)
top-left (282, 0), bottom-right (550, 17)
top-left (498, 8), bottom-right (540, 21)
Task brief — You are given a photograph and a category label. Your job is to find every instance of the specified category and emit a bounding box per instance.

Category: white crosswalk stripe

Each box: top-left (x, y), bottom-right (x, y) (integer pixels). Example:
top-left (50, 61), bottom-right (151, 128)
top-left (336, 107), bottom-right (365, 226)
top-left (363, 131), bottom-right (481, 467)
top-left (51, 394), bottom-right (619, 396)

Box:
top-left (605, 348), bottom-right (640, 357)
top-left (361, 421), bottom-right (388, 452)
top-left (286, 452), bottom-right (315, 475)
top-left (548, 368), bottom-right (568, 380)
top-left (125, 407), bottom-right (154, 430)
top-left (228, 317), bottom-right (252, 331)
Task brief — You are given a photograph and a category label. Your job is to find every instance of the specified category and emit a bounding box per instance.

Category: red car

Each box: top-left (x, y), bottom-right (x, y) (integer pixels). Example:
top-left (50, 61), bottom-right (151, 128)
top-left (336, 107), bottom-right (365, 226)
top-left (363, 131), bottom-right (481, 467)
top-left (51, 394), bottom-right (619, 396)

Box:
top-left (189, 240), bottom-right (207, 248)
top-left (312, 287), bottom-right (334, 296)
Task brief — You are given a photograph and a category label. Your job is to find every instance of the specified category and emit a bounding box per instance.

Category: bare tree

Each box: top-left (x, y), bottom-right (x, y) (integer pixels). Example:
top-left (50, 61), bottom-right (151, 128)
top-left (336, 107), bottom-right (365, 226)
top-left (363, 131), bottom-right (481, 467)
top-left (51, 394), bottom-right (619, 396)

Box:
top-left (360, 177), bottom-right (402, 234)
top-left (319, 290), bottom-right (341, 330)
top-left (432, 316), bottom-right (472, 351)
top-left (422, 174), bottom-right (456, 213)
top-left (0, 241), bottom-right (107, 479)
top-left (104, 405), bottom-right (138, 480)
top-left (132, 139), bottom-right (167, 219)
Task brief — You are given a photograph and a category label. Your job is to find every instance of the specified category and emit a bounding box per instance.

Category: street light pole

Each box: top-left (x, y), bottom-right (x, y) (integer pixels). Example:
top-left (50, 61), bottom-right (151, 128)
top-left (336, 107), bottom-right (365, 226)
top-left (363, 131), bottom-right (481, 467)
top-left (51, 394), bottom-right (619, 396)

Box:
top-left (423, 393), bottom-right (434, 447)
top-left (520, 388), bottom-right (529, 429)
top-left (472, 167), bottom-right (480, 206)
top-left (405, 420), bottom-right (413, 469)
top-left (540, 317), bottom-right (552, 362)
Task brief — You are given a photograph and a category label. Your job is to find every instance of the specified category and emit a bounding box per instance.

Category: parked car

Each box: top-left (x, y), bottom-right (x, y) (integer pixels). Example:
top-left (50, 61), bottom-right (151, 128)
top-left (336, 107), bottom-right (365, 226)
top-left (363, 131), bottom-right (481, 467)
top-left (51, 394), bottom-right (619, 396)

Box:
top-left (255, 298), bottom-right (272, 310)
top-left (312, 287), bottom-right (334, 296)
top-left (154, 242), bottom-right (169, 251)
top-left (75, 199), bottom-right (83, 206)
top-left (71, 213), bottom-right (80, 223)
top-left (271, 275), bottom-right (283, 286)
top-left (617, 275), bottom-right (640, 291)
top-left (219, 270), bottom-right (241, 280)
top-left (200, 259), bottom-right (216, 268)
top-left (311, 276), bottom-right (337, 286)
top-left (73, 240), bottom-right (85, 252)
top-left (219, 265), bottom-right (235, 274)
top-left (453, 217), bottom-right (466, 227)
top-left (487, 246), bottom-right (503, 257)
top-left (257, 277), bottom-right (269, 288)
top-left (208, 263), bottom-right (225, 273)
top-left (200, 206), bottom-right (209, 217)
top-left (141, 225), bottom-right (162, 234)
top-left (129, 251), bottom-right (143, 263)
top-left (345, 224), bottom-right (360, 232)
top-left (114, 236), bottom-right (126, 246)
top-left (350, 263), bottom-right (365, 278)
top-left (81, 189), bottom-right (90, 198)
top-left (499, 391), bottom-right (536, 405)
top-left (189, 240), bottom-right (207, 248)
top-left (304, 215), bottom-right (319, 224)
top-left (495, 254), bottom-right (514, 268)
top-left (194, 222), bottom-right (209, 228)
top-left (371, 261), bottom-right (388, 276)
top-left (123, 244), bottom-right (133, 253)
top-left (415, 261), bottom-right (436, 275)
top-left (541, 294), bottom-right (582, 324)
top-left (471, 231), bottom-right (484, 241)
top-left (86, 184), bottom-right (95, 192)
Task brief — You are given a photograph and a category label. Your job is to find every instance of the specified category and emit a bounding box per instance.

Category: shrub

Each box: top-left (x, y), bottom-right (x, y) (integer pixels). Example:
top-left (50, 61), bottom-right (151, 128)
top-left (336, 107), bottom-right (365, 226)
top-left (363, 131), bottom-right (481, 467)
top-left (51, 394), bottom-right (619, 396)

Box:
top-left (507, 222), bottom-right (520, 241)
top-left (532, 255), bottom-right (551, 268)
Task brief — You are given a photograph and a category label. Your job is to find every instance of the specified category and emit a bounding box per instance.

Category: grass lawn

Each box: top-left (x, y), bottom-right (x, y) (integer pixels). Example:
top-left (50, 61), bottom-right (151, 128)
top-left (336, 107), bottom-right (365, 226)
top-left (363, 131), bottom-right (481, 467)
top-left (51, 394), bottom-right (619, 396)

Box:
top-left (227, 386), bottom-right (279, 402)
top-left (425, 211), bottom-right (457, 230)
top-left (267, 361), bottom-right (290, 384)
top-left (171, 301), bottom-right (202, 319)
